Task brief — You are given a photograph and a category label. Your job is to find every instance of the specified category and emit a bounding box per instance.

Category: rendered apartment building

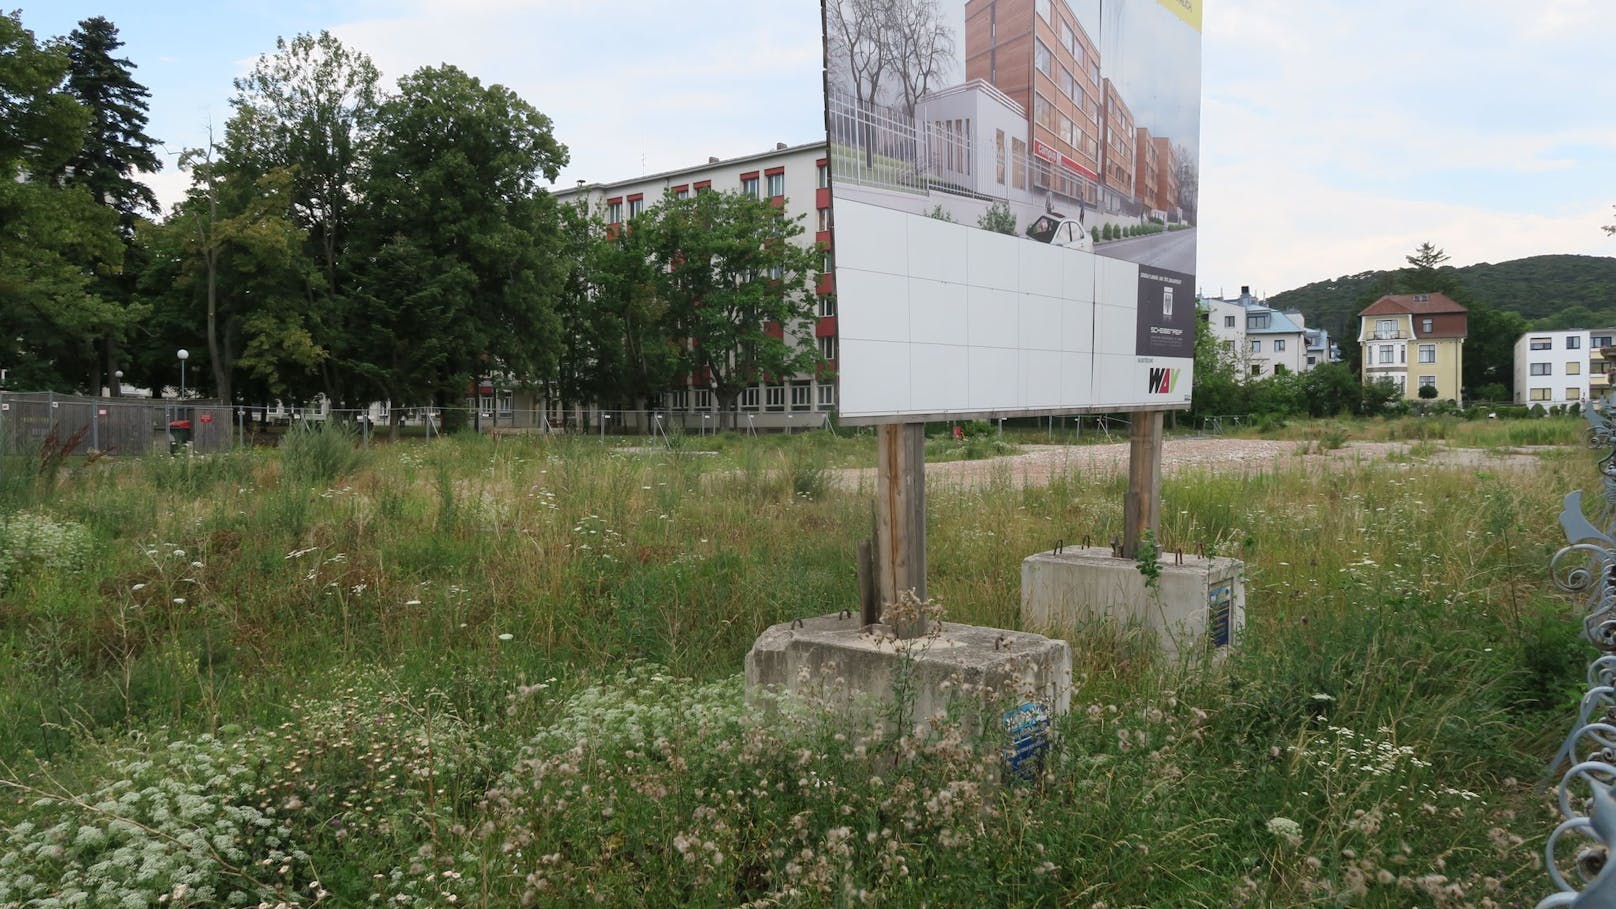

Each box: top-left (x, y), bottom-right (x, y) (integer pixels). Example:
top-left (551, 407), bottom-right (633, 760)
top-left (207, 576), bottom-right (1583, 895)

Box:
top-left (1357, 293), bottom-right (1467, 401)
top-left (552, 142), bottom-right (838, 431)
top-left (1513, 329), bottom-right (1616, 406)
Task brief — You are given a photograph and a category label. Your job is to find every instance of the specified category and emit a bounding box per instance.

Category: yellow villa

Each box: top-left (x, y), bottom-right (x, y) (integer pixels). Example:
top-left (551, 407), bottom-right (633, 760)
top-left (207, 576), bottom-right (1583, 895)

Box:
top-left (1358, 293), bottom-right (1467, 402)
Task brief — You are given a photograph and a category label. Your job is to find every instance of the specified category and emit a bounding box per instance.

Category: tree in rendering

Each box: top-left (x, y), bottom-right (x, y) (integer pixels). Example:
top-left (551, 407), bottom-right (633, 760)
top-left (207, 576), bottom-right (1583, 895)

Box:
top-left (642, 189), bottom-right (824, 429)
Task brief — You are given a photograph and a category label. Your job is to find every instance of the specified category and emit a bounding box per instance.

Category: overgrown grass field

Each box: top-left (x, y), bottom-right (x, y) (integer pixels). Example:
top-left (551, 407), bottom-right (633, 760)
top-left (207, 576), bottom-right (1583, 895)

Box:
top-left (0, 421), bottom-right (1595, 906)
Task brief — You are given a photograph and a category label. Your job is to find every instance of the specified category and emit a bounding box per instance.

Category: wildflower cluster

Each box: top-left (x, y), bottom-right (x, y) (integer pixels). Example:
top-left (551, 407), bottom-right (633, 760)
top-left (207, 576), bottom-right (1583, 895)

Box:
top-left (0, 735), bottom-right (314, 906)
top-left (0, 510), bottom-right (92, 591)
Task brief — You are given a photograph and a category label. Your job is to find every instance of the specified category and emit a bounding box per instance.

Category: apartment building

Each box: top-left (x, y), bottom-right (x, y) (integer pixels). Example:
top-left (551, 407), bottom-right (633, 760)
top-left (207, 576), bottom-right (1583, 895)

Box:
top-left (552, 142), bottom-right (837, 430)
top-left (1357, 293), bottom-right (1467, 401)
top-left (1513, 329), bottom-right (1616, 406)
top-left (1134, 126), bottom-right (1161, 216)
top-left (1098, 78), bottom-right (1135, 213)
top-left (1201, 287), bottom-right (1317, 378)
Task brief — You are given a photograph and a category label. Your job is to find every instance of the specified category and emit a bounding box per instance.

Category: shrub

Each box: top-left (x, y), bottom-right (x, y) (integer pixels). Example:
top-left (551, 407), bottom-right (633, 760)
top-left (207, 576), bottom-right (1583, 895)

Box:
top-left (1090, 226), bottom-right (1100, 243)
top-left (1417, 384), bottom-right (1439, 399)
top-left (0, 510), bottom-right (92, 592)
top-left (279, 419), bottom-right (365, 486)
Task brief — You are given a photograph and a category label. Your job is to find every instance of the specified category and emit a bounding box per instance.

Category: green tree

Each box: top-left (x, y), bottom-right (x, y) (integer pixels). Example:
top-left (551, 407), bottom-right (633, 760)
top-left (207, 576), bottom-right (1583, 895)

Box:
top-left (1299, 362), bottom-right (1360, 417)
top-left (349, 65), bottom-right (568, 430)
top-left (554, 201), bottom-right (677, 414)
top-left (1190, 306), bottom-right (1243, 418)
top-left (642, 189), bottom-right (824, 428)
top-left (57, 16), bottom-right (162, 394)
top-left (139, 149), bottom-right (323, 404)
top-left (224, 31), bottom-right (380, 401)
top-left (0, 11), bottom-right (123, 391)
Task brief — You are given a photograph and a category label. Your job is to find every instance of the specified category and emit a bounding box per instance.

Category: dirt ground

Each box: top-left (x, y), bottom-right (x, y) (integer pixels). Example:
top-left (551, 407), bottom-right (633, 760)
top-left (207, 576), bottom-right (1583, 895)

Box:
top-left (831, 438), bottom-right (1551, 490)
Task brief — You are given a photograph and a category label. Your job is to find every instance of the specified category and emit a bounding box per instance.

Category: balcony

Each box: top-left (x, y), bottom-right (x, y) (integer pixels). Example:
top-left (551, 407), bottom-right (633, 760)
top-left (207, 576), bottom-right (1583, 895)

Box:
top-left (1366, 330), bottom-right (1409, 341)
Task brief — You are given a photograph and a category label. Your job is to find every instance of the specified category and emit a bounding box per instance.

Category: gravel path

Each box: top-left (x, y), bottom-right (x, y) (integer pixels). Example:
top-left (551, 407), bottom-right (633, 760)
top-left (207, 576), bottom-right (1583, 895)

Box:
top-left (831, 438), bottom-right (1547, 490)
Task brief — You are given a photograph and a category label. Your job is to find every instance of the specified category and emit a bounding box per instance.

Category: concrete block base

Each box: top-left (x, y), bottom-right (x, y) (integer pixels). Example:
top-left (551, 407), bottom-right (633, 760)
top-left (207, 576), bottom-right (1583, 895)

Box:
top-left (745, 613), bottom-right (1071, 731)
top-left (1021, 547), bottom-right (1245, 655)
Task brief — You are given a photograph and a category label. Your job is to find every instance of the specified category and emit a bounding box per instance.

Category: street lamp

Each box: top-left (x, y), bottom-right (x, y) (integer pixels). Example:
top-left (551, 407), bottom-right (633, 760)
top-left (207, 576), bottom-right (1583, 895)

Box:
top-left (177, 349), bottom-right (189, 400)
top-left (113, 370), bottom-right (123, 397)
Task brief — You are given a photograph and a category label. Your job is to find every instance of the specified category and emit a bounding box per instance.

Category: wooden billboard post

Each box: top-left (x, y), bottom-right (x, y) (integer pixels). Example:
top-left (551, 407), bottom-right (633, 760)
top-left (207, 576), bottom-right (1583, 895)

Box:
top-left (875, 422), bottom-right (928, 638)
top-left (1122, 411), bottom-right (1164, 559)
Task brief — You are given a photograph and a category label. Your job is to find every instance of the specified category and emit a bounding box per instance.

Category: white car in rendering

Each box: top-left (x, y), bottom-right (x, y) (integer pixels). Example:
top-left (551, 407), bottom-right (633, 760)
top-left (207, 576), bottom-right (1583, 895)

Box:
top-left (1025, 212), bottom-right (1093, 253)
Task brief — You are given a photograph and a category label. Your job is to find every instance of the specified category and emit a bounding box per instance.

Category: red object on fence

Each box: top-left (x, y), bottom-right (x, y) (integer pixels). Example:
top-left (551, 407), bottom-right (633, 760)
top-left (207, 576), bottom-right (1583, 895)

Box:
top-left (199, 414), bottom-right (213, 424)
top-left (169, 420), bottom-right (192, 430)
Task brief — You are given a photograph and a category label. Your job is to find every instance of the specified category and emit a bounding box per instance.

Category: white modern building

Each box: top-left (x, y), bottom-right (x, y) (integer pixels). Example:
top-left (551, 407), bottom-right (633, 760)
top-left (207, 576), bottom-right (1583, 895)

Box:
top-left (1200, 286), bottom-right (1334, 379)
top-left (1514, 328), bottom-right (1616, 406)
top-left (553, 142), bottom-right (837, 431)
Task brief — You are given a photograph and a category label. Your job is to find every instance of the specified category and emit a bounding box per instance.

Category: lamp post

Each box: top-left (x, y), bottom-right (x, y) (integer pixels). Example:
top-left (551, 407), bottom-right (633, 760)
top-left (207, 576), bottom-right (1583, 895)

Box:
top-left (177, 349), bottom-right (189, 401)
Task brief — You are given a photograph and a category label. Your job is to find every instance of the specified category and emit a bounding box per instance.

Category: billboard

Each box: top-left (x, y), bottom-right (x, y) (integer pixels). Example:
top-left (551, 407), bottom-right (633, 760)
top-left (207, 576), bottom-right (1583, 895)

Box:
top-left (823, 0), bottom-right (1202, 423)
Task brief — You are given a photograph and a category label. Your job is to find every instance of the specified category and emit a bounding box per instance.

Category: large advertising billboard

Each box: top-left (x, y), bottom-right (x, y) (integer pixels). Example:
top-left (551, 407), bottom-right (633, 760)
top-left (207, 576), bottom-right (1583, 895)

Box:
top-left (824, 0), bottom-right (1202, 423)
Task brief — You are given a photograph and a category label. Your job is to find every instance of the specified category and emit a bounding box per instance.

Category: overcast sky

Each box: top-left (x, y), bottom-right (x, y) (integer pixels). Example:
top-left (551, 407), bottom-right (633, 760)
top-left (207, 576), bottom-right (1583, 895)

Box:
top-left (19, 0), bottom-right (1616, 297)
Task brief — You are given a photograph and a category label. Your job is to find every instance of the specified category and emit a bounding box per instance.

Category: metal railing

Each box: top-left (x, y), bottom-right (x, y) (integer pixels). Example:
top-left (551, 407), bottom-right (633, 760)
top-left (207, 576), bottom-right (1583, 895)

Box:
top-left (1538, 393), bottom-right (1616, 906)
top-left (0, 393), bottom-right (840, 456)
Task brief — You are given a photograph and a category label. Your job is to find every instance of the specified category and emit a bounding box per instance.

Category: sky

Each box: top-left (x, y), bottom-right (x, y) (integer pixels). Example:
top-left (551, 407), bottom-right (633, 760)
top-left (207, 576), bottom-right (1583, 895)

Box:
top-left (17, 0), bottom-right (1616, 298)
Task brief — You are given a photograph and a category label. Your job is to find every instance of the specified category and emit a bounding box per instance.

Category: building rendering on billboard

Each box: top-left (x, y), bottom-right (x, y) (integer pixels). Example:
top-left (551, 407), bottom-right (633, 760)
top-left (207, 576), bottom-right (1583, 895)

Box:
top-left (824, 0), bottom-right (1202, 422)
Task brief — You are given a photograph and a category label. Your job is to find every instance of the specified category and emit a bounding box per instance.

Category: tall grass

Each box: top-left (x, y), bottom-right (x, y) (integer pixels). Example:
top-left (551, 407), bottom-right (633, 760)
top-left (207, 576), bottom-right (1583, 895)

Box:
top-left (0, 426), bottom-right (1594, 906)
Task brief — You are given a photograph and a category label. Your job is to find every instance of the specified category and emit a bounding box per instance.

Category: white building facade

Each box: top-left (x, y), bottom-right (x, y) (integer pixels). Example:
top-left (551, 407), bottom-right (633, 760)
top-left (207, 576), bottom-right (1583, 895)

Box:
top-left (1200, 287), bottom-right (1330, 379)
top-left (1514, 328), bottom-right (1616, 406)
top-left (553, 142), bottom-right (837, 431)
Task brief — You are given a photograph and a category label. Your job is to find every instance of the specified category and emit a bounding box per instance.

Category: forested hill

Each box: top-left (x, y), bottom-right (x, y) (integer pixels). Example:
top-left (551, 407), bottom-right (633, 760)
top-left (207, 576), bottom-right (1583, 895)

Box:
top-left (1268, 254), bottom-right (1616, 337)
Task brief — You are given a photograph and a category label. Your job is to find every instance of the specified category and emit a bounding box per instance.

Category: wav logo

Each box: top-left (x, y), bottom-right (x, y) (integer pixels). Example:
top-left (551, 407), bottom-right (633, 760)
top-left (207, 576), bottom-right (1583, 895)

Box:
top-left (1147, 367), bottom-right (1182, 395)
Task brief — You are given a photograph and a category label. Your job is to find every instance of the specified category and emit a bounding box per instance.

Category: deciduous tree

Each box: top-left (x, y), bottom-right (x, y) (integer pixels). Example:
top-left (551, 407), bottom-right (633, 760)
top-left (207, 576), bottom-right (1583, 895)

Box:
top-left (641, 189), bottom-right (824, 429)
top-left (349, 65), bottom-right (568, 432)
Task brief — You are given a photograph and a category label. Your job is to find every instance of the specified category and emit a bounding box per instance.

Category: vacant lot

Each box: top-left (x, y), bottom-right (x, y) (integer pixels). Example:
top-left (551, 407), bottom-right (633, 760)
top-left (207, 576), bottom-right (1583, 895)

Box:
top-left (0, 422), bottom-right (1593, 906)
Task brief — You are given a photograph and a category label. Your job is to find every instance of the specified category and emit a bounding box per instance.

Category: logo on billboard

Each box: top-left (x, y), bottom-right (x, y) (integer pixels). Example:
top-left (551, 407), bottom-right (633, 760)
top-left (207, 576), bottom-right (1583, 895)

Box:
top-left (1147, 368), bottom-right (1183, 395)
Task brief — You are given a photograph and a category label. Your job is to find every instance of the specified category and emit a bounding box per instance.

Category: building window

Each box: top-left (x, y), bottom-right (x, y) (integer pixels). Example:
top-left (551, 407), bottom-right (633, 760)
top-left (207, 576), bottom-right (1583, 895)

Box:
top-left (790, 384), bottom-right (812, 411)
top-left (1568, 361), bottom-right (1582, 375)
top-left (1375, 319), bottom-right (1396, 339)
top-left (665, 389), bottom-right (688, 410)
top-left (1250, 339), bottom-right (1261, 353)
top-left (995, 129), bottom-right (1006, 184)
top-left (823, 249), bottom-right (834, 274)
top-left (1595, 361), bottom-right (1611, 376)
top-left (1036, 0), bottom-right (1051, 21)
top-left (1378, 345), bottom-right (1393, 364)
top-left (741, 176), bottom-right (759, 198)
top-left (740, 387), bottom-right (760, 411)
top-left (1418, 375), bottom-right (1436, 390)
top-left (767, 172), bottom-right (785, 198)
top-left (1224, 315), bottom-right (1235, 328)
top-left (498, 391), bottom-right (513, 414)
top-left (628, 197), bottom-right (644, 218)
top-left (1011, 138), bottom-right (1027, 190)
top-left (818, 295), bottom-right (836, 317)
top-left (674, 186), bottom-right (690, 199)
top-left (1569, 388), bottom-right (1583, 400)
top-left (1568, 336), bottom-right (1583, 350)
top-left (1307, 356), bottom-right (1317, 366)
top-left (1399, 346), bottom-right (1406, 364)
top-left (1531, 387), bottom-right (1551, 401)
top-left (1034, 39), bottom-right (1052, 78)
top-left (817, 384), bottom-right (837, 409)
top-left (1421, 318), bottom-right (1433, 334)
top-left (764, 385), bottom-right (785, 411)
top-left (1249, 313), bottom-right (1272, 330)
top-left (607, 200), bottom-right (623, 223)
top-left (818, 208), bottom-right (832, 231)
top-left (1530, 363), bottom-right (1552, 376)
top-left (693, 180), bottom-right (711, 193)
top-left (1250, 364), bottom-right (1262, 376)
top-left (1418, 343), bottom-right (1436, 364)
top-left (1530, 337), bottom-right (1552, 350)
top-left (1274, 339), bottom-right (1286, 352)
top-left (818, 334), bottom-right (837, 360)
top-left (694, 389), bottom-right (712, 409)
top-left (1594, 335), bottom-right (1612, 349)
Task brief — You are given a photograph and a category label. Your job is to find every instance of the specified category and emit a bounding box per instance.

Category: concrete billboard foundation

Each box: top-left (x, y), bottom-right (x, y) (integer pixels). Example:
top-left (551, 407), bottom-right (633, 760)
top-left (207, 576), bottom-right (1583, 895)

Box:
top-left (1021, 546), bottom-right (1245, 656)
top-left (744, 613), bottom-right (1071, 732)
